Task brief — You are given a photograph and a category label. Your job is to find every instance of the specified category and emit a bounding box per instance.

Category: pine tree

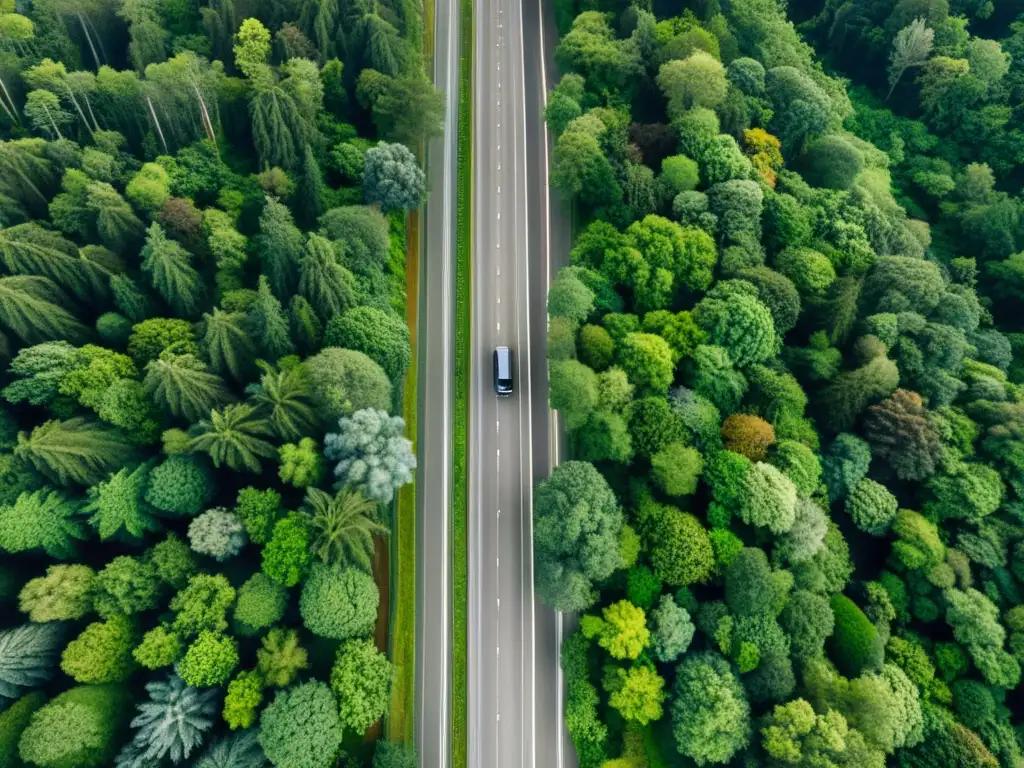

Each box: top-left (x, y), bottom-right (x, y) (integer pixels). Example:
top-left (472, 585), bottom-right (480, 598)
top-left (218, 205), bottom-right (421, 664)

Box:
top-left (194, 730), bottom-right (269, 768)
top-left (0, 275), bottom-right (89, 344)
top-left (248, 276), bottom-right (295, 361)
top-left (15, 417), bottom-right (136, 486)
top-left (296, 145), bottom-right (327, 226)
top-left (0, 489), bottom-right (87, 559)
top-left (0, 222), bottom-right (89, 297)
top-left (125, 674), bottom-right (218, 764)
top-left (0, 622), bottom-right (64, 700)
top-left (86, 181), bottom-right (144, 252)
top-left (187, 404), bottom-right (278, 473)
top-left (200, 308), bottom-right (257, 383)
top-left (141, 222), bottom-right (205, 318)
top-left (247, 362), bottom-right (317, 441)
top-left (305, 486), bottom-right (386, 570)
top-left (297, 233), bottom-right (356, 321)
top-left (254, 196), bottom-right (303, 299)
top-left (83, 461), bottom-right (160, 540)
top-left (144, 353), bottom-right (235, 423)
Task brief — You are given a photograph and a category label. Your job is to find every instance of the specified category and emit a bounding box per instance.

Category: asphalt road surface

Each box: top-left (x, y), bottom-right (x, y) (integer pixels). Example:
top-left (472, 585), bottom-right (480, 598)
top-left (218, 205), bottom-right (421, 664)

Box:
top-left (415, 0), bottom-right (460, 760)
top-left (467, 0), bottom-right (577, 762)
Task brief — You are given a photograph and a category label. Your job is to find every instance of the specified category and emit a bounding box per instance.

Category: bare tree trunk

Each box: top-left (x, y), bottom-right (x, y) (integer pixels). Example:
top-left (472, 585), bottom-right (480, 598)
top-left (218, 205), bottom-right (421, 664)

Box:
top-left (0, 78), bottom-right (19, 125)
top-left (84, 13), bottom-right (109, 66)
top-left (146, 96), bottom-right (169, 153)
top-left (82, 93), bottom-right (101, 131)
top-left (77, 12), bottom-right (102, 70)
top-left (886, 70), bottom-right (904, 101)
top-left (191, 82), bottom-right (217, 144)
top-left (42, 104), bottom-right (64, 140)
top-left (63, 86), bottom-right (95, 140)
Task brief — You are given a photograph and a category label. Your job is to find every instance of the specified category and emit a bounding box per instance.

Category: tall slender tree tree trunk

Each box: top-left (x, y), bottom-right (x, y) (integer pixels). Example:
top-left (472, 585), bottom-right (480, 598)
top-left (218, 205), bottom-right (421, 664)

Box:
top-left (0, 78), bottom-right (19, 125)
top-left (146, 96), bottom-right (169, 153)
top-left (63, 86), bottom-right (95, 139)
top-left (77, 12), bottom-right (102, 70)
top-left (42, 104), bottom-right (63, 140)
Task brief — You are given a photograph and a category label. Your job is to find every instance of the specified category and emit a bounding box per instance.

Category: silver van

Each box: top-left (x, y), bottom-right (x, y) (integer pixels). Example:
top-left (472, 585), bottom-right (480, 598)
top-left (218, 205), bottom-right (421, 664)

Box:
top-left (493, 346), bottom-right (513, 396)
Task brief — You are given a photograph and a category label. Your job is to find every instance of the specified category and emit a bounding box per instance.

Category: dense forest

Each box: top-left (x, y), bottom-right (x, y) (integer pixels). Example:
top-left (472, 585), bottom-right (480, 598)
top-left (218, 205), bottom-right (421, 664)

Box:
top-left (0, 1), bottom-right (442, 768)
top-left (539, 0), bottom-right (1024, 765)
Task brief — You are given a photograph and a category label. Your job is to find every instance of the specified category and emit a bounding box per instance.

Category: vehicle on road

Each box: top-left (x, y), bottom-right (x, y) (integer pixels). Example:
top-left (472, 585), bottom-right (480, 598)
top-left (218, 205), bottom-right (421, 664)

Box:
top-left (494, 346), bottom-right (513, 396)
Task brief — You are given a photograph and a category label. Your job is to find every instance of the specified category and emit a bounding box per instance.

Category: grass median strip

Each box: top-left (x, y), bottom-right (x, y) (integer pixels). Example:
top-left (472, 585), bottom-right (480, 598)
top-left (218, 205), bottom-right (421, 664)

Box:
top-left (451, 0), bottom-right (472, 761)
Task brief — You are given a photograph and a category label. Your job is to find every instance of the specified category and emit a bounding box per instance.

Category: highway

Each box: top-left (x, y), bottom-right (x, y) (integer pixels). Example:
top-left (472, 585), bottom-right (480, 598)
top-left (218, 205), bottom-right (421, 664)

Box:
top-left (415, 0), bottom-right (459, 759)
top-left (466, 0), bottom-right (537, 761)
top-left (467, 0), bottom-right (576, 762)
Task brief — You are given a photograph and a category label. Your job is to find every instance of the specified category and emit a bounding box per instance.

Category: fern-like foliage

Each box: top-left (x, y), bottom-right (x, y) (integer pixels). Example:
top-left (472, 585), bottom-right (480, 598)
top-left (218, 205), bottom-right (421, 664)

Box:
top-left (141, 222), bottom-right (205, 317)
top-left (0, 488), bottom-right (87, 558)
top-left (144, 353), bottom-right (235, 423)
top-left (199, 308), bottom-right (256, 382)
top-left (247, 362), bottom-right (316, 441)
top-left (305, 486), bottom-right (386, 570)
top-left (297, 233), bottom-right (356, 321)
top-left (0, 222), bottom-right (89, 296)
top-left (86, 181), bottom-right (144, 253)
top-left (15, 417), bottom-right (136, 486)
top-left (255, 628), bottom-right (309, 687)
top-left (0, 622), bottom-right (64, 700)
top-left (0, 275), bottom-right (89, 344)
top-left (248, 276), bottom-right (295, 361)
top-left (77, 245), bottom-right (124, 304)
top-left (187, 404), bottom-right (277, 473)
top-left (125, 674), bottom-right (218, 764)
top-left (83, 461), bottom-right (160, 540)
top-left (194, 730), bottom-right (269, 768)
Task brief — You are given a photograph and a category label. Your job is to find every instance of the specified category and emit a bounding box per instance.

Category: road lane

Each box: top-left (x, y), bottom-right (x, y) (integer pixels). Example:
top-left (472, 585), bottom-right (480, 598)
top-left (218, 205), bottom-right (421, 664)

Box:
top-left (468, 0), bottom-right (537, 763)
top-left (416, 0), bottom-right (460, 760)
top-left (521, 0), bottom-right (576, 763)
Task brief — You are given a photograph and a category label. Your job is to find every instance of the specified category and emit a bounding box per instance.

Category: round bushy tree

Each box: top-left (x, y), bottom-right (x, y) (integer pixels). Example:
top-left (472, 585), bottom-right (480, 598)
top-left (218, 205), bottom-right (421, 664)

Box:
top-left (649, 506), bottom-right (715, 587)
top-left (234, 573), bottom-right (288, 636)
top-left (258, 681), bottom-right (344, 768)
top-left (534, 461), bottom-right (623, 612)
top-left (324, 409), bottom-right (415, 504)
top-left (19, 564), bottom-right (95, 622)
top-left (145, 456), bottom-right (213, 517)
top-left (60, 615), bottom-right (136, 684)
top-left (846, 478), bottom-right (898, 536)
top-left (17, 684), bottom-right (129, 768)
top-left (322, 307), bottom-right (410, 385)
top-left (299, 563), bottom-right (379, 640)
top-left (178, 631), bottom-right (239, 688)
top-left (188, 509), bottom-right (247, 561)
top-left (671, 652), bottom-right (751, 765)
top-left (650, 594), bottom-right (694, 663)
top-left (330, 638), bottom-right (393, 734)
top-left (305, 349), bottom-right (391, 427)
top-left (828, 594), bottom-right (884, 676)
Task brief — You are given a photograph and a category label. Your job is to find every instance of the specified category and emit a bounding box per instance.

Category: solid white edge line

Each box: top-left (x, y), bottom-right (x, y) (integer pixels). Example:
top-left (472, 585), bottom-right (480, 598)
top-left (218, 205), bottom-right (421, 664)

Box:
top-left (438, 0), bottom-right (460, 759)
top-left (513, 0), bottom-right (537, 766)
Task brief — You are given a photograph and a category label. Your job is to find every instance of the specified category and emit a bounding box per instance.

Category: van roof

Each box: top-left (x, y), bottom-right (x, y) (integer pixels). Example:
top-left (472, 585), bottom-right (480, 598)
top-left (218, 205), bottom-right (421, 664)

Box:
top-left (496, 347), bottom-right (510, 379)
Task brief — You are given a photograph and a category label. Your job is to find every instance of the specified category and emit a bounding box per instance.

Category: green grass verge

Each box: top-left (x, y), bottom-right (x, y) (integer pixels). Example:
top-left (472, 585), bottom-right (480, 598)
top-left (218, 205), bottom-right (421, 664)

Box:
top-left (387, 208), bottom-right (420, 744)
top-left (451, 0), bottom-right (473, 762)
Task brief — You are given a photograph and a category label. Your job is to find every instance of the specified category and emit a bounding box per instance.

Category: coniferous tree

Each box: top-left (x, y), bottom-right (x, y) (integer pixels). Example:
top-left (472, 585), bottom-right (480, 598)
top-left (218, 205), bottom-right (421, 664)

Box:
top-left (86, 182), bottom-right (144, 252)
top-left (144, 353), bottom-right (235, 423)
top-left (0, 275), bottom-right (89, 344)
top-left (0, 222), bottom-right (89, 296)
top-left (254, 196), bottom-right (303, 299)
top-left (0, 622), bottom-right (64, 700)
top-left (15, 418), bottom-right (136, 486)
top-left (141, 222), bottom-right (205, 318)
top-left (199, 308), bottom-right (257, 383)
top-left (247, 277), bottom-right (295, 361)
top-left (297, 233), bottom-right (356, 321)
top-left (122, 674), bottom-right (218, 764)
top-left (83, 461), bottom-right (159, 541)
